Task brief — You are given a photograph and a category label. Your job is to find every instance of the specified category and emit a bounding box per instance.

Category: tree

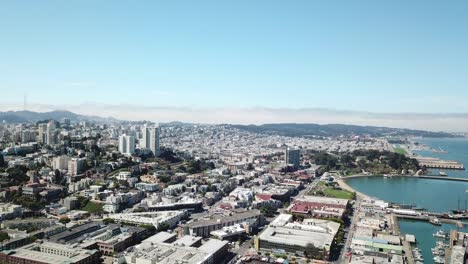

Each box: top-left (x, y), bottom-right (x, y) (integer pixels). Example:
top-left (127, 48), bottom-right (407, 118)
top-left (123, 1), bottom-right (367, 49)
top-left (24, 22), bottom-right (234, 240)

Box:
top-left (156, 222), bottom-right (170, 232)
top-left (139, 224), bottom-right (157, 235)
top-left (133, 207), bottom-right (146, 213)
top-left (59, 216), bottom-right (71, 224)
top-left (158, 175), bottom-right (171, 183)
top-left (260, 204), bottom-right (277, 217)
top-left (340, 154), bottom-right (354, 167)
top-left (0, 231), bottom-right (9, 242)
top-left (0, 155), bottom-right (4, 167)
top-left (207, 162), bottom-right (215, 170)
top-left (102, 218), bottom-right (115, 225)
top-left (7, 166), bottom-right (29, 185)
top-left (304, 243), bottom-right (322, 259)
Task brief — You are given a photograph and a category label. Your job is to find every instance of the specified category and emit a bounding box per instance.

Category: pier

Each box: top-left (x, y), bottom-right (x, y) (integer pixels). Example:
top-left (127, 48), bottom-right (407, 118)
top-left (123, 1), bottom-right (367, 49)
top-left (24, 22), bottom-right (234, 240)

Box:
top-left (415, 157), bottom-right (465, 170)
top-left (394, 214), bottom-right (465, 228)
top-left (404, 175), bottom-right (468, 182)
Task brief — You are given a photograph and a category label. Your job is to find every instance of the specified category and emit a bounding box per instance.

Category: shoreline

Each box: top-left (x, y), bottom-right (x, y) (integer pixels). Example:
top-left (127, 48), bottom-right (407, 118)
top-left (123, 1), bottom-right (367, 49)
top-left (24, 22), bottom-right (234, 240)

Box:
top-left (336, 178), bottom-right (370, 200)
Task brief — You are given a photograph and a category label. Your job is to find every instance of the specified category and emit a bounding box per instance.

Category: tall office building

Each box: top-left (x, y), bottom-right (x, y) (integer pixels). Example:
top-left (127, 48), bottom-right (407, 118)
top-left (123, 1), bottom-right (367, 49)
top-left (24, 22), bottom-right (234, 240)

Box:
top-left (141, 124), bottom-right (161, 156)
top-left (37, 123), bottom-right (47, 144)
top-left (46, 121), bottom-right (57, 145)
top-left (285, 147), bottom-right (300, 169)
top-left (119, 134), bottom-right (135, 156)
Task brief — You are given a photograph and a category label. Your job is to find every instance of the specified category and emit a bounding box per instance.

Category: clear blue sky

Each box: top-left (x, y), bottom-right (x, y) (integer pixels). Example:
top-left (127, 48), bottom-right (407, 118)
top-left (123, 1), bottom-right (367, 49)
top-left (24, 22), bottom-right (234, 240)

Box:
top-left (1, 1), bottom-right (467, 113)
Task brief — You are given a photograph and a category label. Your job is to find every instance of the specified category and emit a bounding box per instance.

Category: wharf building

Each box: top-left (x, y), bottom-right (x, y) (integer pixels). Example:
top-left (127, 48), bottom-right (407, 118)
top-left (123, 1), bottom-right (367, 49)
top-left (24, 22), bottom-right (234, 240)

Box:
top-left (115, 231), bottom-right (228, 264)
top-left (288, 195), bottom-right (349, 219)
top-left (254, 214), bottom-right (340, 260)
top-left (183, 209), bottom-right (263, 238)
top-left (0, 241), bottom-right (101, 264)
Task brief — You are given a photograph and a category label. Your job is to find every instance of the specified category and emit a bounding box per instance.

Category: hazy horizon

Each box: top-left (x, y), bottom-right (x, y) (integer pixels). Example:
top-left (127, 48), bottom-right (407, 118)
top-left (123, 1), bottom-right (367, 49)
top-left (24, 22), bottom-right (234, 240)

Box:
top-left (1, 103), bottom-right (468, 133)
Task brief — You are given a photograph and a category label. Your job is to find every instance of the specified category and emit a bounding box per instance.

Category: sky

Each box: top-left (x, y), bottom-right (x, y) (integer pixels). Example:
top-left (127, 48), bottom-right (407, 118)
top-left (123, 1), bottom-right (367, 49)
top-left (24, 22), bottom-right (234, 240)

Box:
top-left (1, 1), bottom-right (468, 129)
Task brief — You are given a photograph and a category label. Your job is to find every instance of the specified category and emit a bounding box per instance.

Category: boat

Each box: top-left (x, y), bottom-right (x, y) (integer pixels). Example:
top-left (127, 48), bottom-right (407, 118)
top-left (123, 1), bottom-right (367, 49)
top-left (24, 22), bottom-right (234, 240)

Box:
top-left (433, 256), bottom-right (445, 263)
top-left (413, 247), bottom-right (422, 252)
top-left (430, 217), bottom-right (442, 226)
top-left (439, 171), bottom-right (448, 176)
top-left (433, 230), bottom-right (447, 238)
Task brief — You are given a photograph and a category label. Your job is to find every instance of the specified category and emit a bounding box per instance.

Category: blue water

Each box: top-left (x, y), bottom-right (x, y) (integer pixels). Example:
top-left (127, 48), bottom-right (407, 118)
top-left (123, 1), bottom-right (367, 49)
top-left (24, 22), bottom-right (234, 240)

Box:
top-left (399, 220), bottom-right (468, 264)
top-left (414, 137), bottom-right (468, 178)
top-left (347, 176), bottom-right (468, 213)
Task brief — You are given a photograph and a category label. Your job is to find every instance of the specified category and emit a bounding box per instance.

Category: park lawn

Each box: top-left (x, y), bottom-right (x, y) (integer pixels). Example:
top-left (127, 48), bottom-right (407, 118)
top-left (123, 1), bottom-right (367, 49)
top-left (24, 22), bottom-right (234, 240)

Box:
top-left (393, 147), bottom-right (407, 155)
top-left (323, 187), bottom-right (354, 200)
top-left (82, 201), bottom-right (104, 213)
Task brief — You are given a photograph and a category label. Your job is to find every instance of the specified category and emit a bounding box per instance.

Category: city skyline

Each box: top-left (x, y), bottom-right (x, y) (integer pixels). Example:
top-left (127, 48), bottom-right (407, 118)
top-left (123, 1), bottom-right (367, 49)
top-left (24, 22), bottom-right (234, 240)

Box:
top-left (1, 1), bottom-right (468, 115)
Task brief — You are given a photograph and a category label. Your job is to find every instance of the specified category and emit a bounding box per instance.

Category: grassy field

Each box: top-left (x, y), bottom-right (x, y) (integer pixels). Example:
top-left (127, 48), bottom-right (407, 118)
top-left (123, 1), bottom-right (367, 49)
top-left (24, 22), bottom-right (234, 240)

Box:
top-left (310, 181), bottom-right (355, 200)
top-left (323, 187), bottom-right (354, 200)
top-left (82, 201), bottom-right (104, 213)
top-left (393, 147), bottom-right (407, 155)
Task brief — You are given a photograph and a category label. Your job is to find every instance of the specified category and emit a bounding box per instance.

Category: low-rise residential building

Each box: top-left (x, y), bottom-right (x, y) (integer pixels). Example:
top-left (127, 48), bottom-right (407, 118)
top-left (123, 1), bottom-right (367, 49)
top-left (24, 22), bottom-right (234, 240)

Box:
top-left (0, 203), bottom-right (23, 220)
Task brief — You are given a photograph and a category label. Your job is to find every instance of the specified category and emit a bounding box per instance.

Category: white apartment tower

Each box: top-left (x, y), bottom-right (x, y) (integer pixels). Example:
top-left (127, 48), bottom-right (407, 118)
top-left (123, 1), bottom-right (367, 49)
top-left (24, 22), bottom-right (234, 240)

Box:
top-left (149, 126), bottom-right (161, 156)
top-left (141, 124), bottom-right (150, 149)
top-left (141, 124), bottom-right (161, 156)
top-left (119, 134), bottom-right (135, 156)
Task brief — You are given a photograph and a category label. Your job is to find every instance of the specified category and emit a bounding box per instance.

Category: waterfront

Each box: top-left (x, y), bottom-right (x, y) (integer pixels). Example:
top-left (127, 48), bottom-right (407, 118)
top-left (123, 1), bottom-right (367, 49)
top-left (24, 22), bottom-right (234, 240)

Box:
top-left (345, 138), bottom-right (468, 263)
top-left (346, 176), bottom-right (468, 264)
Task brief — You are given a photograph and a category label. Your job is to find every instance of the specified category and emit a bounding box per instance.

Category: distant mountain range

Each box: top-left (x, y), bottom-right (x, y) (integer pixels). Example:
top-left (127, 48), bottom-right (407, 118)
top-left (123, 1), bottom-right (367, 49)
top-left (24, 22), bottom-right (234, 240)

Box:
top-left (0, 110), bottom-right (117, 123)
top-left (230, 123), bottom-right (456, 138)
